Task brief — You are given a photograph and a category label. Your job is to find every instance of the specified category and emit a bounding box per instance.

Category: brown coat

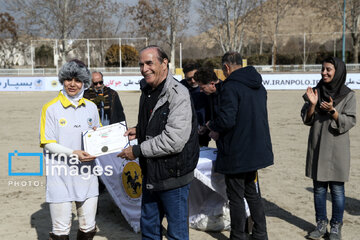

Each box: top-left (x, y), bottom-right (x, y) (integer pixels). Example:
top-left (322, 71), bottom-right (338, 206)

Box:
top-left (301, 91), bottom-right (356, 182)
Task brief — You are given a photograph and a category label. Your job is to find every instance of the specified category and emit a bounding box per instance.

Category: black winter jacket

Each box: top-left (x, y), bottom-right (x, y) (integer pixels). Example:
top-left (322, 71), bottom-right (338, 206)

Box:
top-left (209, 66), bottom-right (273, 174)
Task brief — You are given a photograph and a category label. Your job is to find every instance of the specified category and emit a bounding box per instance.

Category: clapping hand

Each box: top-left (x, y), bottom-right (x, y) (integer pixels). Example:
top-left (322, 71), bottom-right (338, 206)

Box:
top-left (306, 87), bottom-right (318, 106)
top-left (320, 96), bottom-right (334, 112)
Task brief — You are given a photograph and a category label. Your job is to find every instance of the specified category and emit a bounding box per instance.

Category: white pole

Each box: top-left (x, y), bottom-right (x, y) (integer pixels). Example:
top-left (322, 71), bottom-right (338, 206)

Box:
top-left (119, 38), bottom-right (122, 74)
top-left (303, 33), bottom-right (306, 72)
top-left (55, 40), bottom-right (59, 75)
top-left (87, 39), bottom-right (90, 68)
top-left (333, 33), bottom-right (336, 57)
top-left (180, 43), bottom-right (182, 69)
top-left (31, 40), bottom-right (34, 75)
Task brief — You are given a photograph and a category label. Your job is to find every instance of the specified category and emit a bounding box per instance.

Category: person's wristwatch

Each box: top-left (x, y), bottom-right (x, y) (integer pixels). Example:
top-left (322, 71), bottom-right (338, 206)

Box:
top-left (329, 108), bottom-right (336, 115)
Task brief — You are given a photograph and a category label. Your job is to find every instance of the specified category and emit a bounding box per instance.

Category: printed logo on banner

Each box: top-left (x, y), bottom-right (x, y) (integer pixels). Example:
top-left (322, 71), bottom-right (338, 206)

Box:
top-left (34, 79), bottom-right (43, 89)
top-left (8, 150), bottom-right (43, 176)
top-left (121, 161), bottom-right (142, 199)
top-left (51, 80), bottom-right (58, 87)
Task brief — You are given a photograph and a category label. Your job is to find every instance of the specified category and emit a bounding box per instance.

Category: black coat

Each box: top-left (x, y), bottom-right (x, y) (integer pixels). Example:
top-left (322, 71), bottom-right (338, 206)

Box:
top-left (209, 66), bottom-right (273, 174)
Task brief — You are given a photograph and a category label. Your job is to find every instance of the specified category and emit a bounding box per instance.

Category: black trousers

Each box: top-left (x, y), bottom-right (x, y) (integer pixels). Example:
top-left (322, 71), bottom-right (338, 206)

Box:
top-left (225, 171), bottom-right (268, 240)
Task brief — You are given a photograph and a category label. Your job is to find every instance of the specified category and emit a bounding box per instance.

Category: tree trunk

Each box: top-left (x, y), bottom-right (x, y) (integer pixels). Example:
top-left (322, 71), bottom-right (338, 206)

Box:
top-left (170, 29), bottom-right (176, 74)
top-left (271, 36), bottom-right (277, 69)
top-left (353, 36), bottom-right (359, 64)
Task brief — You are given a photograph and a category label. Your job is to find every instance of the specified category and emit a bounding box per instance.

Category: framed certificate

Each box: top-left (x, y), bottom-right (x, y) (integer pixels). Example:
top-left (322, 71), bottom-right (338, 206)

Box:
top-left (82, 121), bottom-right (129, 156)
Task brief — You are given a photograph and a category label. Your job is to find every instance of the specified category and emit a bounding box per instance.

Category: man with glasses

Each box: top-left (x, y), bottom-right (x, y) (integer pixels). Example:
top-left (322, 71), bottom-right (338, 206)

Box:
top-left (180, 63), bottom-right (211, 147)
top-left (84, 71), bottom-right (126, 126)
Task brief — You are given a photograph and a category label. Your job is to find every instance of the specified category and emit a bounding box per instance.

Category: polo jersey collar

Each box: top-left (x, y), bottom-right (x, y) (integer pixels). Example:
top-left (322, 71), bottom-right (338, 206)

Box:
top-left (58, 91), bottom-right (86, 108)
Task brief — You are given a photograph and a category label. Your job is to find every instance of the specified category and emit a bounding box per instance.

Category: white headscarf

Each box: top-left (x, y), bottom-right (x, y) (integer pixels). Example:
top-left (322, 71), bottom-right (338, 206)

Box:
top-left (61, 84), bottom-right (85, 107)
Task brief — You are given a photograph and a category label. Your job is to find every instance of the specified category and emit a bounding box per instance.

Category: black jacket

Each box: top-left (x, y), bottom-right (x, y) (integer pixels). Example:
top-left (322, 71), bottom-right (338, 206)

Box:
top-left (209, 66), bottom-right (273, 174)
top-left (84, 86), bottom-right (126, 124)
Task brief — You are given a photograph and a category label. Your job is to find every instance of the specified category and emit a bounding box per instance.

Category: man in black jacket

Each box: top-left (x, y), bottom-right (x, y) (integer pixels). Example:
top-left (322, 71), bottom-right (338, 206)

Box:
top-left (207, 52), bottom-right (273, 240)
top-left (118, 45), bottom-right (199, 240)
top-left (180, 63), bottom-right (211, 146)
top-left (84, 71), bottom-right (125, 125)
top-left (193, 67), bottom-right (222, 139)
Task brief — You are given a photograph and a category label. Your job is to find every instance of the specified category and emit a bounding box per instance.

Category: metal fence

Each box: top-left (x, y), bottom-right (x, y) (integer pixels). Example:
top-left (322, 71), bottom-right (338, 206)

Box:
top-left (0, 67), bottom-right (141, 76)
top-left (1, 64), bottom-right (359, 76)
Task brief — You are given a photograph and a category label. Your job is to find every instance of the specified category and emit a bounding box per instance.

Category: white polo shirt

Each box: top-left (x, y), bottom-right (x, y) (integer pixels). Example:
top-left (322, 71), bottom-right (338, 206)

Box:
top-left (40, 91), bottom-right (101, 203)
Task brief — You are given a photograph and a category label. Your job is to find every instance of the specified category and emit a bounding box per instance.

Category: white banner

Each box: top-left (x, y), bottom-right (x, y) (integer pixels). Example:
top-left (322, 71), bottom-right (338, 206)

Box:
top-left (262, 73), bottom-right (360, 90)
top-left (96, 147), bottom-right (242, 233)
top-left (0, 75), bottom-right (183, 92)
top-left (2, 73), bottom-right (359, 91)
top-left (0, 77), bottom-right (46, 91)
top-left (96, 152), bottom-right (142, 233)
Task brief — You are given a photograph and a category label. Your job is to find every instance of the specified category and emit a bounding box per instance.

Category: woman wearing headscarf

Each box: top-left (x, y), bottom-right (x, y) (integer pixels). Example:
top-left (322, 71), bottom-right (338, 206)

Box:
top-left (39, 60), bottom-right (101, 240)
top-left (301, 57), bottom-right (356, 240)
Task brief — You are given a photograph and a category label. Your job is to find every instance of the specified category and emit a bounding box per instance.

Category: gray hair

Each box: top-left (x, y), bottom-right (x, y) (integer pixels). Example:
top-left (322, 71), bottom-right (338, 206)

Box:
top-left (222, 52), bottom-right (243, 66)
top-left (139, 45), bottom-right (169, 68)
top-left (58, 59), bottom-right (91, 88)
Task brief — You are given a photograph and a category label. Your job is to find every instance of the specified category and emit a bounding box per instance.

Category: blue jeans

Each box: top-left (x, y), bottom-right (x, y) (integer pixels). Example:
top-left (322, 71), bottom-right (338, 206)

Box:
top-left (140, 183), bottom-right (190, 240)
top-left (313, 180), bottom-right (345, 224)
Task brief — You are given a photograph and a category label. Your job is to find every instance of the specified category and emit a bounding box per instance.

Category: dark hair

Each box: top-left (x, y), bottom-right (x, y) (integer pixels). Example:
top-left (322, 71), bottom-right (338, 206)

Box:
top-left (193, 67), bottom-right (218, 85)
top-left (140, 45), bottom-right (169, 67)
top-left (322, 56), bottom-right (338, 67)
top-left (58, 59), bottom-right (91, 88)
top-left (92, 71), bottom-right (103, 79)
top-left (222, 52), bottom-right (242, 66)
top-left (183, 62), bottom-right (200, 74)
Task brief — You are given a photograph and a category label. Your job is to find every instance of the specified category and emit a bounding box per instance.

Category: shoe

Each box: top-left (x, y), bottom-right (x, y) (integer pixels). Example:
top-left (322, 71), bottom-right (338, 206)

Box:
top-left (77, 227), bottom-right (96, 240)
top-left (329, 222), bottom-right (342, 240)
top-left (49, 233), bottom-right (69, 240)
top-left (307, 219), bottom-right (328, 239)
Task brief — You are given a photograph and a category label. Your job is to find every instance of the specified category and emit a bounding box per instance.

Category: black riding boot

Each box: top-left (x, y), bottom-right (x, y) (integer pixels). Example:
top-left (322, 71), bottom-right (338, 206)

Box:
top-left (49, 232), bottom-right (69, 240)
top-left (76, 228), bottom-right (96, 240)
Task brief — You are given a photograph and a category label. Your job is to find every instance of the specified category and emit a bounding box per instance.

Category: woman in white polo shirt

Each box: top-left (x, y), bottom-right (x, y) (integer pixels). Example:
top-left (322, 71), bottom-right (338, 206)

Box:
top-left (40, 60), bottom-right (101, 240)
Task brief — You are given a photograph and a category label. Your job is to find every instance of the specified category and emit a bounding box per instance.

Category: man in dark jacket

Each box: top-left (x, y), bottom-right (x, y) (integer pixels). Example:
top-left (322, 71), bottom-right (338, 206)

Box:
top-left (207, 52), bottom-right (273, 240)
top-left (84, 71), bottom-right (126, 125)
top-left (118, 45), bottom-right (199, 240)
top-left (193, 67), bottom-right (222, 139)
top-left (180, 63), bottom-right (211, 146)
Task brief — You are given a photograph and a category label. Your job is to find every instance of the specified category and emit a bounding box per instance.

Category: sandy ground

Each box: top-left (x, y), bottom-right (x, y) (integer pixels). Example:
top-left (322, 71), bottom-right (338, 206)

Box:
top-left (0, 90), bottom-right (359, 240)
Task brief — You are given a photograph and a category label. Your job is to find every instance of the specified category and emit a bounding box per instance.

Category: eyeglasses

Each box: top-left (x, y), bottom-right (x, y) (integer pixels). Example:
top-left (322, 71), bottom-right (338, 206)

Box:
top-left (93, 81), bottom-right (103, 86)
top-left (186, 77), bottom-right (195, 82)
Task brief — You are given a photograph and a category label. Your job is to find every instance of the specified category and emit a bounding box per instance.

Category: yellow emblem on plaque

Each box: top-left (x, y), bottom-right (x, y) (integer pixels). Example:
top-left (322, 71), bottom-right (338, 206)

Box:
top-left (122, 162), bottom-right (142, 198)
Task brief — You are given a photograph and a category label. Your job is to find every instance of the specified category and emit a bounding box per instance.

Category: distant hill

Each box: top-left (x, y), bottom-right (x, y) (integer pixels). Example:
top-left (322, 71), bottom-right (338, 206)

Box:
top-left (181, 0), bottom-right (343, 61)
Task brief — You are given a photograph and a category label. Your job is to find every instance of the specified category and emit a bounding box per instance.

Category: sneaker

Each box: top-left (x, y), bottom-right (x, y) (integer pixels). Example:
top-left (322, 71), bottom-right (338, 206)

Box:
top-left (307, 220), bottom-right (328, 240)
top-left (329, 222), bottom-right (342, 240)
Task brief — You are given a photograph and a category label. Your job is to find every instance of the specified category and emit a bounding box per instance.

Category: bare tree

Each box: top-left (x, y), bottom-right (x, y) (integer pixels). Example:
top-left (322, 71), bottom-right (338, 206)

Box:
top-left (335, 0), bottom-right (360, 63)
top-left (261, 0), bottom-right (293, 67)
top-left (347, 0), bottom-right (360, 63)
top-left (4, 0), bottom-right (116, 65)
top-left (160, 0), bottom-right (189, 71)
top-left (312, 0), bottom-right (360, 63)
top-left (197, 0), bottom-right (257, 54)
top-left (257, 0), bottom-right (265, 55)
top-left (127, 0), bottom-right (167, 44)
top-left (0, 12), bottom-right (18, 68)
top-left (127, 0), bottom-right (189, 71)
top-left (81, 0), bottom-right (123, 66)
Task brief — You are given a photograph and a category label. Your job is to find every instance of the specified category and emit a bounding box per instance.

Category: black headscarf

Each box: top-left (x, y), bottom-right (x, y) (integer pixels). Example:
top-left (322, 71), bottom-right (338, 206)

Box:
top-left (315, 57), bottom-right (351, 113)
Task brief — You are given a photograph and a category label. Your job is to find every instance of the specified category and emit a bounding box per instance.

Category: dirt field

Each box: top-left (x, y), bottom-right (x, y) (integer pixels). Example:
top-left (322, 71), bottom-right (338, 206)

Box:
top-left (1, 90), bottom-right (359, 239)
